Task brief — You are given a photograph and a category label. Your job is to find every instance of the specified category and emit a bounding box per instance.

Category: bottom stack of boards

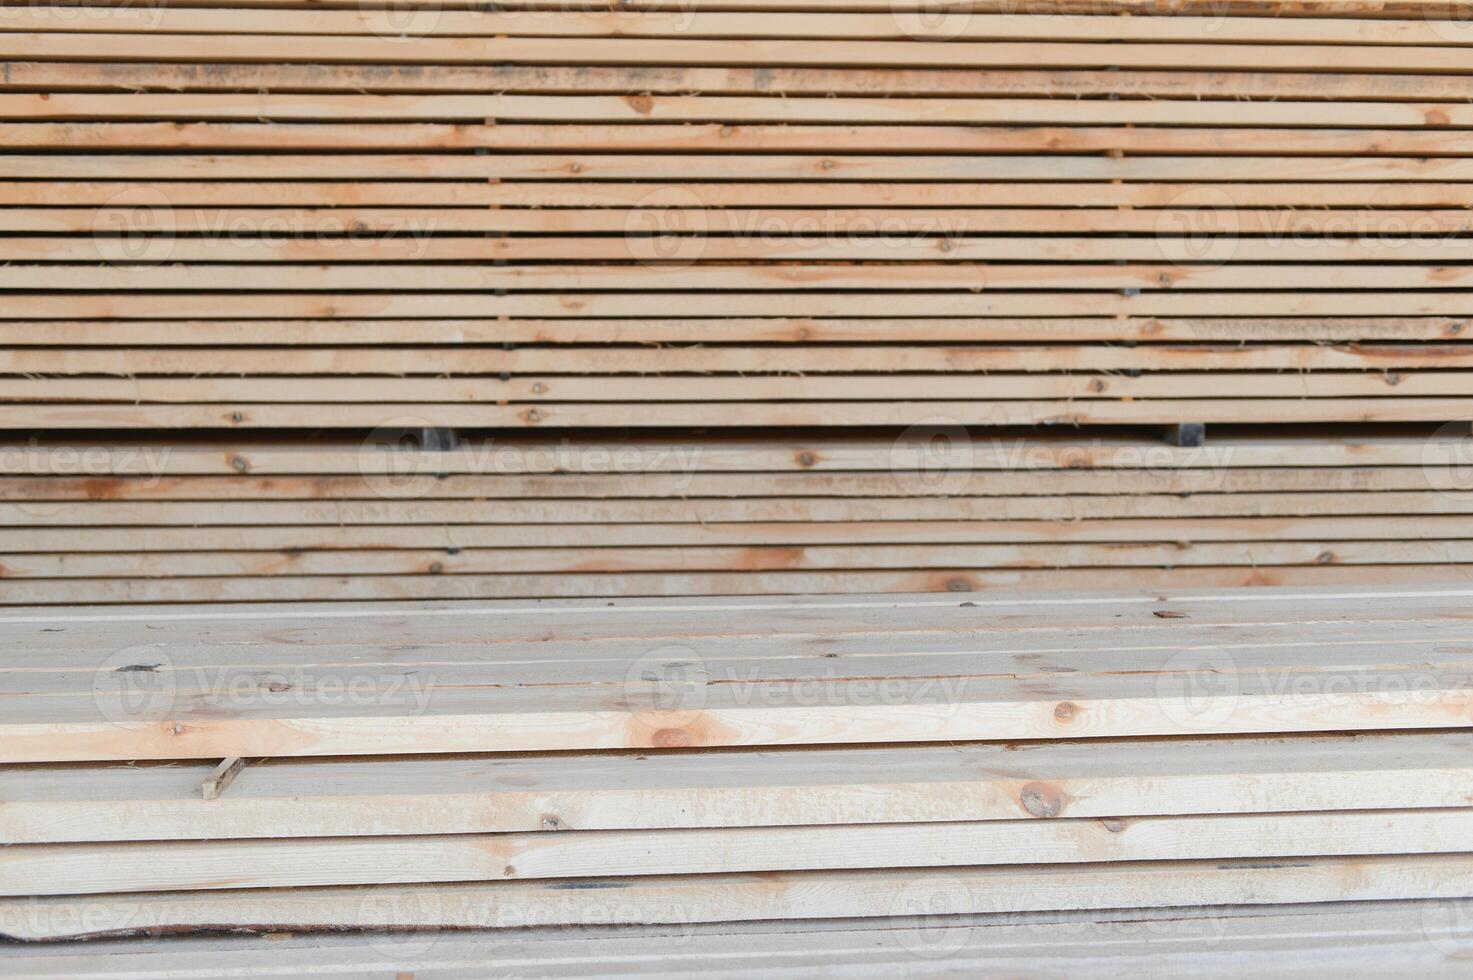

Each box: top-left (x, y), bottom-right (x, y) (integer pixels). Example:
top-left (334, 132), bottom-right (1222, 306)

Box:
top-left (2, 584), bottom-right (1473, 963)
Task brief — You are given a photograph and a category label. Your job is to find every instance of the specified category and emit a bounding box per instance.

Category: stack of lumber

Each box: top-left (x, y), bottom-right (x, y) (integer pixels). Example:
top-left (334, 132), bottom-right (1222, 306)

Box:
top-left (2, 1), bottom-right (1473, 431)
top-left (6, 0), bottom-right (1473, 604)
top-left (2, 428), bottom-right (1470, 603)
top-left (3, 585), bottom-right (1473, 945)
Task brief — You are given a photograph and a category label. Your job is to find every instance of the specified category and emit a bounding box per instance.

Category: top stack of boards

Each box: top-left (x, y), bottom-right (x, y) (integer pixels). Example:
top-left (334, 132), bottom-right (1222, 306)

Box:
top-left (2, 0), bottom-right (1473, 431)
top-left (3, 0), bottom-right (1472, 603)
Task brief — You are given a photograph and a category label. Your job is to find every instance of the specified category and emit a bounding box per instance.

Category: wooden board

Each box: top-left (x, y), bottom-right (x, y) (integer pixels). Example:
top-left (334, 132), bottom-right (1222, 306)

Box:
top-left (12, 808), bottom-right (1473, 896)
top-left (4, 901), bottom-right (1471, 979)
top-left (7, 732), bottom-right (1470, 843)
top-left (4, 584), bottom-right (1473, 762)
top-left (8, 854), bottom-right (1473, 940)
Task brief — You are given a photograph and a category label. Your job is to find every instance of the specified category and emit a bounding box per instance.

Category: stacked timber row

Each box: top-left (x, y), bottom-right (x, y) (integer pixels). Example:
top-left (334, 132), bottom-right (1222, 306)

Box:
top-left (5, 587), bottom-right (1473, 940)
top-left (3, 429), bottom-right (1472, 603)
top-left (2, 0), bottom-right (1472, 601)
